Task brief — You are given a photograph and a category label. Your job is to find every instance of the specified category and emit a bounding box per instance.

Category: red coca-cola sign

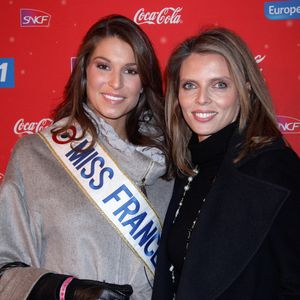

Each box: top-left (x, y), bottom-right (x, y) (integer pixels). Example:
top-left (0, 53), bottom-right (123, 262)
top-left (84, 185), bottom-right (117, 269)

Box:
top-left (13, 118), bottom-right (53, 135)
top-left (134, 7), bottom-right (183, 25)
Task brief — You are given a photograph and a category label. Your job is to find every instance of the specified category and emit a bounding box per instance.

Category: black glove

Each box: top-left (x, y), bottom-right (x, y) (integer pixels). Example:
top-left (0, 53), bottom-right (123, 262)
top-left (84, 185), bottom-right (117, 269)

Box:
top-left (72, 279), bottom-right (133, 300)
top-left (95, 281), bottom-right (133, 300)
top-left (27, 273), bottom-right (133, 300)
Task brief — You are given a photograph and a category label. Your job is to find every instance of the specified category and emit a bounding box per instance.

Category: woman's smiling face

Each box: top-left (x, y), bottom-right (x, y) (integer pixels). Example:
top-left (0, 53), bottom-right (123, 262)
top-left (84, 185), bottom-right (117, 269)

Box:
top-left (178, 53), bottom-right (240, 142)
top-left (86, 36), bottom-right (142, 139)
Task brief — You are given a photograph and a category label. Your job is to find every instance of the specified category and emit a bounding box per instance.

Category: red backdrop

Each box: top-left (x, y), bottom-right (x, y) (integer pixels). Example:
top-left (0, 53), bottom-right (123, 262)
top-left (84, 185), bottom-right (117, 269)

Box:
top-left (1, 0), bottom-right (300, 182)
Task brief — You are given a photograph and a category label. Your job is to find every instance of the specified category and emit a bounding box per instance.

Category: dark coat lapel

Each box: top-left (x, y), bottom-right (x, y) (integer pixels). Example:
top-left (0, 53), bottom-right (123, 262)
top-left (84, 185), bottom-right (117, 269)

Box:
top-left (176, 140), bottom-right (290, 300)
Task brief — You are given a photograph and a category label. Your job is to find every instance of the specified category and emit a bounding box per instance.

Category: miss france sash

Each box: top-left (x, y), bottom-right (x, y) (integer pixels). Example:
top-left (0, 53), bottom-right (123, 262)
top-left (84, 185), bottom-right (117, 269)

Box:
top-left (39, 122), bottom-right (162, 275)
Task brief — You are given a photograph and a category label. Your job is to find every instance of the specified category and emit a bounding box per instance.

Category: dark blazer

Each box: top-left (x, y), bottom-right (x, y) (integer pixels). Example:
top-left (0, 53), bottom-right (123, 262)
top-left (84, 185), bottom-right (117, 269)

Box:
top-left (152, 133), bottom-right (300, 300)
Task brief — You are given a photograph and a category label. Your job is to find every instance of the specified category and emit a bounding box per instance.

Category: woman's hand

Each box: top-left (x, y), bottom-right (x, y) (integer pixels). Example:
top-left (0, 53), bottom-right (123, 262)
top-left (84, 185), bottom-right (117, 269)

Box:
top-left (73, 279), bottom-right (133, 300)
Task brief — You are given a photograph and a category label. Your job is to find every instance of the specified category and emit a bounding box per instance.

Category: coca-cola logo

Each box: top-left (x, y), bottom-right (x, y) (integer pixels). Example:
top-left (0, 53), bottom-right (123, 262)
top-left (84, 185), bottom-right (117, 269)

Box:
top-left (13, 118), bottom-right (53, 135)
top-left (255, 54), bottom-right (266, 64)
top-left (134, 7), bottom-right (183, 25)
top-left (255, 54), bottom-right (266, 72)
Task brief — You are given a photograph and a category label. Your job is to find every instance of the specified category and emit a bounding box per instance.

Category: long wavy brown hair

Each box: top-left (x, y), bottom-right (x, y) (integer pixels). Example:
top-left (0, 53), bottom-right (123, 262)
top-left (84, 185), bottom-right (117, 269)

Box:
top-left (52, 14), bottom-right (171, 178)
top-left (165, 27), bottom-right (284, 176)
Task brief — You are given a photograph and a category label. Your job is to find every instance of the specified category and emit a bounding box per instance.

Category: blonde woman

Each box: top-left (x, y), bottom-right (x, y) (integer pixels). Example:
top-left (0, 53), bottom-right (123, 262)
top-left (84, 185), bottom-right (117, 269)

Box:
top-left (152, 27), bottom-right (300, 300)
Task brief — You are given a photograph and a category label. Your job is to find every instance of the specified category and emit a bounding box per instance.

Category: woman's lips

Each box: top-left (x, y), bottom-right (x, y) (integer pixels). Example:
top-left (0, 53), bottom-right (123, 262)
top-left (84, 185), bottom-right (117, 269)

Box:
top-left (192, 111), bottom-right (217, 121)
top-left (102, 93), bottom-right (125, 102)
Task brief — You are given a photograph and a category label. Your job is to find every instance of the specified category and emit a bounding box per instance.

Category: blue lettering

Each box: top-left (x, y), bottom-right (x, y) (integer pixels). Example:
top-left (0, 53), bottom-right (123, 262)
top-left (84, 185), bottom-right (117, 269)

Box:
top-left (144, 232), bottom-right (160, 257)
top-left (133, 220), bottom-right (157, 247)
top-left (121, 211), bottom-right (147, 235)
top-left (113, 197), bottom-right (140, 222)
top-left (89, 167), bottom-right (114, 190)
top-left (75, 151), bottom-right (98, 170)
top-left (150, 248), bottom-right (159, 267)
top-left (65, 140), bottom-right (96, 168)
top-left (81, 156), bottom-right (105, 179)
top-left (102, 184), bottom-right (132, 203)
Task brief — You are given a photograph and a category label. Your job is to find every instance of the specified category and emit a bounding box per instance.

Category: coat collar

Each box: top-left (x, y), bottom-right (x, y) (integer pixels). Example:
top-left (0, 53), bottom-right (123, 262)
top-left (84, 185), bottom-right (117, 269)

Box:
top-left (176, 133), bottom-right (290, 300)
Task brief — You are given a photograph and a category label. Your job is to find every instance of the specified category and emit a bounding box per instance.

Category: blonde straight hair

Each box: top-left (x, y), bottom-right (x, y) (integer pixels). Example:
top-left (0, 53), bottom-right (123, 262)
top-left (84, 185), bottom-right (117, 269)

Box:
top-left (165, 27), bottom-right (283, 176)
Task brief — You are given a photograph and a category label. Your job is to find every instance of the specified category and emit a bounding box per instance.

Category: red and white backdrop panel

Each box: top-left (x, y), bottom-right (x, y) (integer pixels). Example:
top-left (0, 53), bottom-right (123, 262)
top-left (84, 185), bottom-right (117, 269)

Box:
top-left (1, 0), bottom-right (300, 182)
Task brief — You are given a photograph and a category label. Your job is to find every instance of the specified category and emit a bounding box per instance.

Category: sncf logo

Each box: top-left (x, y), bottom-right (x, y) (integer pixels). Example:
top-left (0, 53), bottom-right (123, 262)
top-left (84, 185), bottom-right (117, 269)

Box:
top-left (20, 9), bottom-right (51, 27)
top-left (277, 115), bottom-right (300, 134)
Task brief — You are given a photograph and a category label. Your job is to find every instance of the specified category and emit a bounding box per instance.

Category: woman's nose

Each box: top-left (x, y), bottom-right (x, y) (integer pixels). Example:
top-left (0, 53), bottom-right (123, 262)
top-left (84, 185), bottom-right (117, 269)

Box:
top-left (196, 88), bottom-right (211, 105)
top-left (108, 70), bottom-right (123, 89)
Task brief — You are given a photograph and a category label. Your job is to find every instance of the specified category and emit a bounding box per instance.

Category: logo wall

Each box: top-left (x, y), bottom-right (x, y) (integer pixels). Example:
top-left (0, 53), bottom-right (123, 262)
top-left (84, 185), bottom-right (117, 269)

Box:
top-left (134, 7), bottom-right (182, 24)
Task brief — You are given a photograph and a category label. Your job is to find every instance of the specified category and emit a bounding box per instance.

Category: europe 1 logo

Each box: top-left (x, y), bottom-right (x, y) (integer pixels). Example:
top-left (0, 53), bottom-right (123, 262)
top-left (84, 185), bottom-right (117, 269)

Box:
top-left (0, 58), bottom-right (14, 88)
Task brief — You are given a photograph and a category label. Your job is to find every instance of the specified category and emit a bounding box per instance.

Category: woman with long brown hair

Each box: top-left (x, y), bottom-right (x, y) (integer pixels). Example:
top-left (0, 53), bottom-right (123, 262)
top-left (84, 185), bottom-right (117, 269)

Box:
top-left (0, 15), bottom-right (173, 300)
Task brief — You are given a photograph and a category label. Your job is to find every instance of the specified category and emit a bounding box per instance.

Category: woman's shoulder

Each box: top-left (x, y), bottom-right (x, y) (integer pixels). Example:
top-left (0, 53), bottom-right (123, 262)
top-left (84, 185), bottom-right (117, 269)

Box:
top-left (13, 133), bottom-right (42, 149)
top-left (238, 139), bottom-right (300, 190)
top-left (251, 139), bottom-right (299, 168)
top-left (10, 133), bottom-right (48, 163)
top-left (2, 134), bottom-right (48, 182)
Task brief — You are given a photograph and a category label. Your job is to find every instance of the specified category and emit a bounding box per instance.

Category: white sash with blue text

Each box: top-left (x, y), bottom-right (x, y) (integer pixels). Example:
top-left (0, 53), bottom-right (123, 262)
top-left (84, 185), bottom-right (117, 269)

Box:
top-left (39, 121), bottom-right (162, 275)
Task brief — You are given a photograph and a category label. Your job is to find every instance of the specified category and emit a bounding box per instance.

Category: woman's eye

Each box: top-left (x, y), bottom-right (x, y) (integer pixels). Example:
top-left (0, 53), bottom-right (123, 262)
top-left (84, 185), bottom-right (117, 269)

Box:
top-left (182, 81), bottom-right (195, 90)
top-left (125, 68), bottom-right (138, 75)
top-left (96, 63), bottom-right (109, 70)
top-left (215, 81), bottom-right (227, 89)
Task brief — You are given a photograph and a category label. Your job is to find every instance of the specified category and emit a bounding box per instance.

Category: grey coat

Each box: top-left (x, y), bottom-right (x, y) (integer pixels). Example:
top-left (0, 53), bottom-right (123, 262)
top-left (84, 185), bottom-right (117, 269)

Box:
top-left (0, 115), bottom-right (174, 300)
